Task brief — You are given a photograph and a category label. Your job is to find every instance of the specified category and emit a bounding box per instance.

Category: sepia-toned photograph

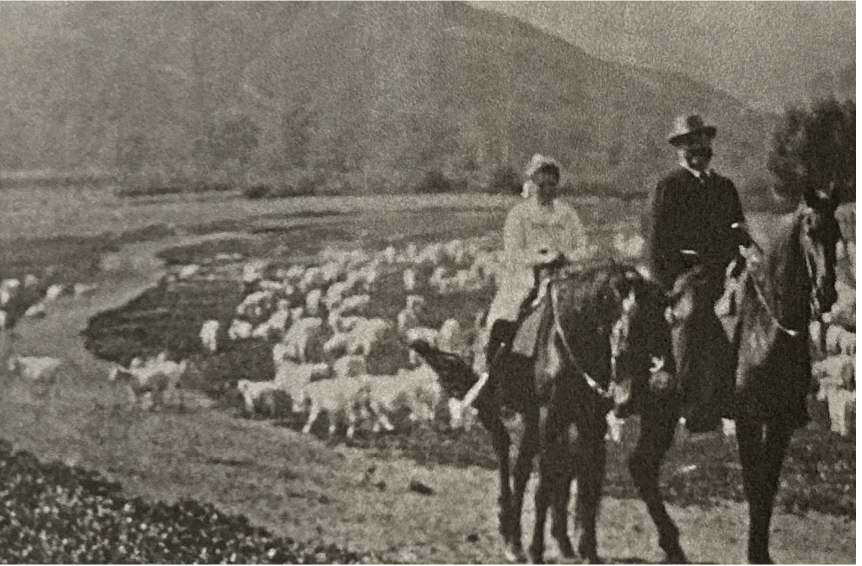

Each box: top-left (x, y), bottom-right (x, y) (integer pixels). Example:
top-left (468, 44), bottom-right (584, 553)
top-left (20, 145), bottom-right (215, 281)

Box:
top-left (0, 1), bottom-right (854, 563)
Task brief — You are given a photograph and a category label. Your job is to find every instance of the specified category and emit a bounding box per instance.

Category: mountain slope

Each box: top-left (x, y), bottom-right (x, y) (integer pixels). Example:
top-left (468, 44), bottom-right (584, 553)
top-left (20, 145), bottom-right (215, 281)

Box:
top-left (0, 2), bottom-right (771, 194)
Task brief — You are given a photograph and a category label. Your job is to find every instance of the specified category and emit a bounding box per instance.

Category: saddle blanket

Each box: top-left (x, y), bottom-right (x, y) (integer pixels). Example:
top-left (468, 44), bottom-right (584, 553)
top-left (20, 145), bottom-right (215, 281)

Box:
top-left (511, 300), bottom-right (552, 357)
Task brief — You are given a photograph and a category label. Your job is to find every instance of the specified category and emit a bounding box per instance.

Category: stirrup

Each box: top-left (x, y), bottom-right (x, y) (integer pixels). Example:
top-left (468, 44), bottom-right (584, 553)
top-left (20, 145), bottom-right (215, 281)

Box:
top-left (461, 371), bottom-right (490, 408)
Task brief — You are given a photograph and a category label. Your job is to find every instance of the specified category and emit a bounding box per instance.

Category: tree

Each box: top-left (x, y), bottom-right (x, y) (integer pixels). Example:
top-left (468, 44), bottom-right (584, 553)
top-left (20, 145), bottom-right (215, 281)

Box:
top-left (767, 97), bottom-right (855, 203)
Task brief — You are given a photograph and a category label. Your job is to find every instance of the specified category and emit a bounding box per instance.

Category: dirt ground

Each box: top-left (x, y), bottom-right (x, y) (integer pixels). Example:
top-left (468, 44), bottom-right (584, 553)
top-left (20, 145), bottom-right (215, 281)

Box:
top-left (0, 227), bottom-right (854, 564)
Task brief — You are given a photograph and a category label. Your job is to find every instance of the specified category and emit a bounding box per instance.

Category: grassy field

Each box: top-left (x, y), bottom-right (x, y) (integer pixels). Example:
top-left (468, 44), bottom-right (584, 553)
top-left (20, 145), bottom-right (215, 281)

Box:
top-left (0, 187), bottom-right (855, 563)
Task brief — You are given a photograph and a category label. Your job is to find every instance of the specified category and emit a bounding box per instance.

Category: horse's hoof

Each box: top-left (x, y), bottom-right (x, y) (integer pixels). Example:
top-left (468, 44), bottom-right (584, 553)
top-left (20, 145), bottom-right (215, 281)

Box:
top-left (527, 548), bottom-right (545, 564)
top-left (578, 541), bottom-right (599, 564)
top-left (747, 552), bottom-right (774, 565)
top-left (661, 548), bottom-right (688, 564)
top-left (557, 538), bottom-right (577, 559)
top-left (503, 543), bottom-right (527, 563)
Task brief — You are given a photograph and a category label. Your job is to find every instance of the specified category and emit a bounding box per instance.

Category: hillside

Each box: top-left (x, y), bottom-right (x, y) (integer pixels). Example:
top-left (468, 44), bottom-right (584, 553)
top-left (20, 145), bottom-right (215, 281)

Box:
top-left (0, 2), bottom-right (772, 195)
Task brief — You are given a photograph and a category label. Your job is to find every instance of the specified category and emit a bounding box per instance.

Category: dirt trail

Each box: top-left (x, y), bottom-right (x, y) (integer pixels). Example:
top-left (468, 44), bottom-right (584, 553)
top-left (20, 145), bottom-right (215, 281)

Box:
top-left (0, 233), bottom-right (854, 564)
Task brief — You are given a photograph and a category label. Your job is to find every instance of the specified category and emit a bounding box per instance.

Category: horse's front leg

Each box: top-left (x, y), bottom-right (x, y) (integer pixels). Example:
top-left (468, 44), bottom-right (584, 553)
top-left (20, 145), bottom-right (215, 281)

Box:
top-left (479, 407), bottom-right (518, 560)
top-left (629, 406), bottom-right (687, 563)
top-left (550, 425), bottom-right (577, 560)
top-left (736, 418), bottom-right (792, 564)
top-left (509, 409), bottom-right (540, 562)
top-left (572, 416), bottom-right (607, 564)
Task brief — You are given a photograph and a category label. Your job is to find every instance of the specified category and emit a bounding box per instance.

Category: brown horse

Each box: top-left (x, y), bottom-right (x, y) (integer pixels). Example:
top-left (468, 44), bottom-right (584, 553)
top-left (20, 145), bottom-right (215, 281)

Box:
top-left (619, 192), bottom-right (841, 564)
top-left (411, 260), bottom-right (675, 563)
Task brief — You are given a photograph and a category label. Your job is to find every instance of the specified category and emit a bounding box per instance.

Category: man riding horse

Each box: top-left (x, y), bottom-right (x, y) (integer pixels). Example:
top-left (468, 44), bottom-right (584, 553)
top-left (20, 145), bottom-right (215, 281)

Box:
top-left (643, 114), bottom-right (753, 433)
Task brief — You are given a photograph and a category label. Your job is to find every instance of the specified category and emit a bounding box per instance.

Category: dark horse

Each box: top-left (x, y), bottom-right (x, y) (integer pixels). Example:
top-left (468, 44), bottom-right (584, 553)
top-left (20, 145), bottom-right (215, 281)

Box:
top-left (411, 260), bottom-right (675, 563)
top-left (624, 191), bottom-right (841, 564)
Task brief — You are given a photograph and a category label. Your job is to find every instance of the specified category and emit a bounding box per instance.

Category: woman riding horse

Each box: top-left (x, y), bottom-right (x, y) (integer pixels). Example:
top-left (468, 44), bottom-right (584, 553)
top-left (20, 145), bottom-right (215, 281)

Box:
top-left (463, 153), bottom-right (588, 408)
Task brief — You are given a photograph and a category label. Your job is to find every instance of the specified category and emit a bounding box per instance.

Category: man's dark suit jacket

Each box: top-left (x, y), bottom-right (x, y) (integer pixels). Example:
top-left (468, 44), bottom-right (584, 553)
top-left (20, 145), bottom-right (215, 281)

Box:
top-left (644, 167), bottom-right (748, 292)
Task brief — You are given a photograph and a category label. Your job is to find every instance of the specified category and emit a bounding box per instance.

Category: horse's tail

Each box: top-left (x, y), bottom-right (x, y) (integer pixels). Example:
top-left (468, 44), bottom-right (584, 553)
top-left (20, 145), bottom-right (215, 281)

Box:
top-left (407, 339), bottom-right (479, 398)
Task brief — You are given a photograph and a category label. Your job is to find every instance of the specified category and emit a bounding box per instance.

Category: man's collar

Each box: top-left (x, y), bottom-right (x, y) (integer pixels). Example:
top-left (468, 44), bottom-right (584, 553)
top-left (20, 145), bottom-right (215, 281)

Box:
top-left (679, 161), bottom-right (713, 180)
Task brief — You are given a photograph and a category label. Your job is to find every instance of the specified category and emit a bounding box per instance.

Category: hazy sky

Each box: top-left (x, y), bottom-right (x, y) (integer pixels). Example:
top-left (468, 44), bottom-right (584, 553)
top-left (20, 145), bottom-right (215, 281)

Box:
top-left (476, 1), bottom-right (855, 112)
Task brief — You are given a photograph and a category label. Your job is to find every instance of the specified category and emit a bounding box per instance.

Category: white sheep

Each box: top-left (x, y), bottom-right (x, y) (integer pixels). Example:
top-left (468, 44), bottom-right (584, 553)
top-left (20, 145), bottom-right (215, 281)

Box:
top-left (305, 288), bottom-right (323, 317)
top-left (838, 331), bottom-right (856, 356)
top-left (273, 360), bottom-right (332, 406)
top-left (236, 379), bottom-right (282, 416)
top-left (334, 294), bottom-right (370, 318)
top-left (348, 317), bottom-right (392, 357)
top-left (44, 284), bottom-right (70, 302)
top-left (252, 300), bottom-right (292, 341)
top-left (403, 268), bottom-right (417, 292)
top-left (332, 355), bottom-right (368, 379)
top-left (327, 312), bottom-right (363, 333)
top-left (200, 320), bottom-right (220, 353)
top-left (108, 359), bottom-right (186, 411)
top-left (362, 367), bottom-right (444, 429)
top-left (298, 266), bottom-right (326, 293)
top-left (281, 317), bottom-right (328, 363)
top-left (613, 233), bottom-right (645, 258)
top-left (437, 318), bottom-right (468, 357)
top-left (0, 310), bottom-right (7, 331)
top-left (322, 333), bottom-right (352, 359)
top-left (824, 324), bottom-right (846, 355)
top-left (295, 377), bottom-right (371, 439)
top-left (178, 264), bottom-right (201, 280)
top-left (381, 246), bottom-right (398, 264)
top-left (242, 260), bottom-right (268, 286)
top-left (24, 302), bottom-right (47, 319)
top-left (7, 355), bottom-right (65, 406)
top-left (0, 279), bottom-right (21, 307)
top-left (228, 319), bottom-right (253, 340)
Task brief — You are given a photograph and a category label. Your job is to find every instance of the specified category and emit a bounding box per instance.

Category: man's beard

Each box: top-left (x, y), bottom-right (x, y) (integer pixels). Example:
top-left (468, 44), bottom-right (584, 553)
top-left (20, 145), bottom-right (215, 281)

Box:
top-left (684, 148), bottom-right (713, 171)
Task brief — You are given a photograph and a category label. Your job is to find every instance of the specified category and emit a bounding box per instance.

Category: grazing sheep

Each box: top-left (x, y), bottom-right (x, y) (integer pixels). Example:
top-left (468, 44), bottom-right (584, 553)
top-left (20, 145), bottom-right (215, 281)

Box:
top-left (273, 360), bottom-right (332, 405)
top-left (228, 319), bottom-right (254, 341)
top-left (200, 320), bottom-right (220, 353)
top-left (366, 370), bottom-right (438, 426)
top-left (305, 288), bottom-right (323, 317)
top-left (7, 355), bottom-right (65, 405)
top-left (403, 268), bottom-right (417, 292)
top-left (252, 300), bottom-right (293, 341)
top-left (437, 318), bottom-right (468, 357)
top-left (824, 324), bottom-right (856, 354)
top-left (73, 283), bottom-right (97, 297)
top-left (236, 379), bottom-right (282, 416)
top-left (333, 294), bottom-right (370, 318)
top-left (349, 317), bottom-right (392, 357)
top-left (108, 358), bottom-right (187, 410)
top-left (839, 331), bottom-right (856, 356)
top-left (177, 264), bottom-right (201, 280)
top-left (0, 279), bottom-right (21, 307)
top-left (332, 355), bottom-right (368, 379)
top-left (24, 302), bottom-right (47, 319)
top-left (322, 333), bottom-right (352, 360)
top-left (281, 317), bottom-right (328, 363)
top-left (44, 284), bottom-right (70, 302)
top-left (0, 310), bottom-right (7, 331)
top-left (613, 233), bottom-right (646, 258)
top-left (242, 260), bottom-right (268, 287)
top-left (298, 266), bottom-right (326, 294)
top-left (295, 378), bottom-right (371, 439)
top-left (327, 312), bottom-right (364, 333)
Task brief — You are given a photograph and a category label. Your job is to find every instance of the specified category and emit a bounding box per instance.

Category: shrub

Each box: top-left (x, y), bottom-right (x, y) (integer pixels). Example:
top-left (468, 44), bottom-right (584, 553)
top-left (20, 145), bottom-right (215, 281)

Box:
top-left (487, 165), bottom-right (522, 195)
top-left (413, 169), bottom-right (453, 194)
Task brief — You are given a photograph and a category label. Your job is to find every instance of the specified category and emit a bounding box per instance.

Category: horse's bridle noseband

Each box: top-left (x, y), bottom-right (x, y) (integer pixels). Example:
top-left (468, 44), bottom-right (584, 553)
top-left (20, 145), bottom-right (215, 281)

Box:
top-left (548, 279), bottom-right (632, 402)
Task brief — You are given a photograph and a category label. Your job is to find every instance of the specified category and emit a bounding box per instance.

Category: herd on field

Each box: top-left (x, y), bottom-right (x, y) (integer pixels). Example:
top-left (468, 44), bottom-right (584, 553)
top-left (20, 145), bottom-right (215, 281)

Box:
top-left (0, 232), bottom-right (854, 438)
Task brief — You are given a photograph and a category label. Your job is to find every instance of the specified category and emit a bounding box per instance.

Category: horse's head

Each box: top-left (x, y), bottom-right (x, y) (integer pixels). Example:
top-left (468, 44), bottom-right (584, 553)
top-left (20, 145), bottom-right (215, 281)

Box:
top-left (799, 191), bottom-right (841, 317)
top-left (606, 267), bottom-right (676, 417)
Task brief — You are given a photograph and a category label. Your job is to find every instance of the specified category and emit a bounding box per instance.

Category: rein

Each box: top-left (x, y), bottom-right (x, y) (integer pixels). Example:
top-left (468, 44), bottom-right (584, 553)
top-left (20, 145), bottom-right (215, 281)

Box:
top-left (548, 280), bottom-right (615, 401)
top-left (744, 211), bottom-right (822, 339)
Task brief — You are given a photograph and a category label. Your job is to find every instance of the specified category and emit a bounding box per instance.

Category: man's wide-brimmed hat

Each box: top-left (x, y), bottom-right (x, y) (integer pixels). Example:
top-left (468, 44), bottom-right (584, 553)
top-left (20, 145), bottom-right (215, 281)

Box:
top-left (524, 154), bottom-right (562, 179)
top-left (667, 114), bottom-right (717, 146)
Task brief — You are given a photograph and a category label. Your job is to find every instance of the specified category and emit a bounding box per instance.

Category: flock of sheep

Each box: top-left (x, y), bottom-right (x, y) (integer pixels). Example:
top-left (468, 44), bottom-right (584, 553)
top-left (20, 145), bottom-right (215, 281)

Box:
top-left (1, 229), bottom-right (853, 441)
top-left (192, 237), bottom-right (512, 438)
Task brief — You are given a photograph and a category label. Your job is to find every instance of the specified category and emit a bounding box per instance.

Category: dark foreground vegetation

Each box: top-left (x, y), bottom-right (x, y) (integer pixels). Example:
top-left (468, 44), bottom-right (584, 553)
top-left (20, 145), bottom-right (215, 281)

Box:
top-left (0, 438), bottom-right (380, 563)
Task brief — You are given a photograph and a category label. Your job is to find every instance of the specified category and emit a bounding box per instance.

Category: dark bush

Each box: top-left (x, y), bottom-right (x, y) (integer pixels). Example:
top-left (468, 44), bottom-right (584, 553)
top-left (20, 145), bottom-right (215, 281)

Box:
top-left (242, 184), bottom-right (271, 199)
top-left (413, 170), bottom-right (453, 194)
top-left (487, 165), bottom-right (522, 195)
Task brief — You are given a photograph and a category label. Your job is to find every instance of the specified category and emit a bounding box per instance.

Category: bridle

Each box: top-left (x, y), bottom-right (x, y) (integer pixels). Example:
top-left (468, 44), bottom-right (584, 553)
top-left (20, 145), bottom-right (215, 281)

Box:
top-left (747, 205), bottom-right (835, 337)
top-left (548, 276), bottom-right (635, 402)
